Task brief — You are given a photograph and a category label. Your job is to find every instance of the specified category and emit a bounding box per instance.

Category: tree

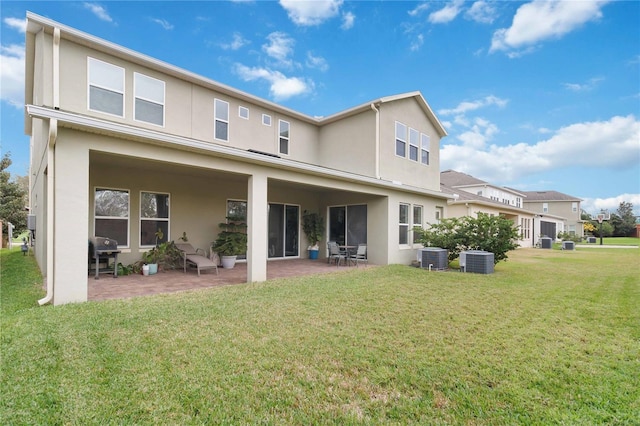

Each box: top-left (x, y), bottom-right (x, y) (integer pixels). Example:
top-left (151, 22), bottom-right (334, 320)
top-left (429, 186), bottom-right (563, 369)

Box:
top-left (0, 153), bottom-right (28, 236)
top-left (419, 213), bottom-right (520, 264)
top-left (613, 202), bottom-right (636, 237)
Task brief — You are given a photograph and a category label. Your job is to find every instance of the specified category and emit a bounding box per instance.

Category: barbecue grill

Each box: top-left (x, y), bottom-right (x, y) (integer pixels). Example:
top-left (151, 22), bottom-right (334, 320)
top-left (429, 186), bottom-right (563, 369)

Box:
top-left (88, 236), bottom-right (121, 279)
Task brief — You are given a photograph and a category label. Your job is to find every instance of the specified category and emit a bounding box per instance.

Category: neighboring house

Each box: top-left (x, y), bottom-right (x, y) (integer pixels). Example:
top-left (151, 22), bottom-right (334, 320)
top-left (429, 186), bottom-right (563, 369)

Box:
top-left (440, 170), bottom-right (575, 247)
top-left (24, 12), bottom-right (450, 305)
top-left (517, 190), bottom-right (584, 239)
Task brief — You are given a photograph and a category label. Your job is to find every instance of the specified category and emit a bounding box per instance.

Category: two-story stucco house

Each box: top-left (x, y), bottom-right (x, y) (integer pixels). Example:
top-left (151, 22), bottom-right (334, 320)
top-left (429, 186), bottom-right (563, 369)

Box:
top-left (440, 170), bottom-right (583, 244)
top-left (517, 190), bottom-right (584, 238)
top-left (24, 12), bottom-right (451, 305)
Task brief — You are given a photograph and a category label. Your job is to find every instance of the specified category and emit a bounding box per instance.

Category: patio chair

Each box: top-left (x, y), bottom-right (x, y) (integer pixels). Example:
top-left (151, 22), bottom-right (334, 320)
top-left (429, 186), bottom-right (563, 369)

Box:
top-left (328, 241), bottom-right (347, 266)
top-left (349, 244), bottom-right (368, 267)
top-left (175, 243), bottom-right (218, 276)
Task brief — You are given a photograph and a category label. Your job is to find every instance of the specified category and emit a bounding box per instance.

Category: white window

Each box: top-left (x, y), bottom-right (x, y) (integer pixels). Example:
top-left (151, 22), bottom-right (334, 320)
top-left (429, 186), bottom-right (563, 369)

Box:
top-left (408, 128), bottom-right (419, 161)
top-left (134, 73), bottom-right (165, 126)
top-left (214, 99), bottom-right (229, 141)
top-left (543, 203), bottom-right (549, 213)
top-left (572, 202), bottom-right (578, 213)
top-left (262, 114), bottom-right (272, 126)
top-left (88, 57), bottom-right (124, 117)
top-left (140, 192), bottom-right (170, 247)
top-left (239, 106), bottom-right (249, 119)
top-left (421, 133), bottom-right (430, 165)
top-left (413, 205), bottom-right (423, 244)
top-left (279, 120), bottom-right (290, 155)
top-left (94, 188), bottom-right (129, 247)
top-left (399, 203), bottom-right (410, 245)
top-left (395, 122), bottom-right (407, 157)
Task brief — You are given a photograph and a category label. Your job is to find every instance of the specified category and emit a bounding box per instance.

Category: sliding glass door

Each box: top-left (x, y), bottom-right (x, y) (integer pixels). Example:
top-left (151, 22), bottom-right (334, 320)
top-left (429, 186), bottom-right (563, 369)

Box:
top-left (329, 205), bottom-right (367, 246)
top-left (268, 204), bottom-right (299, 258)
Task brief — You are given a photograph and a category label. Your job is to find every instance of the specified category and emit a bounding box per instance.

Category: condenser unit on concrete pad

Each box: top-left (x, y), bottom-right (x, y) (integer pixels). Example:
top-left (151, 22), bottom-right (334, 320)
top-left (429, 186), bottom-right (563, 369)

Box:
top-left (587, 237), bottom-right (597, 243)
top-left (461, 250), bottom-right (494, 274)
top-left (562, 241), bottom-right (575, 250)
top-left (540, 237), bottom-right (553, 249)
top-left (418, 248), bottom-right (448, 271)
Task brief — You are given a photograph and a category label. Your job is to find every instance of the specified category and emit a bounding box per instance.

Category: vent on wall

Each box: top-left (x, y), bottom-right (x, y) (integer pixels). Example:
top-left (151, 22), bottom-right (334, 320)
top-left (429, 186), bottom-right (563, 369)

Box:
top-left (419, 248), bottom-right (448, 271)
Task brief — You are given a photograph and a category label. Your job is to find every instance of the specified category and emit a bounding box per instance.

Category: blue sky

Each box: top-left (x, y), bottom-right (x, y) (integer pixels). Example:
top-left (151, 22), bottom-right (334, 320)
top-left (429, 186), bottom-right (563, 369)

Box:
top-left (1, 1), bottom-right (639, 215)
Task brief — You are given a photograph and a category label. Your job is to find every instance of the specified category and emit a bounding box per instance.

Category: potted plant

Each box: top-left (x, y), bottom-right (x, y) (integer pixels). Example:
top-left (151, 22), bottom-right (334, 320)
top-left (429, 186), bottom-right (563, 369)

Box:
top-left (212, 216), bottom-right (247, 269)
top-left (302, 210), bottom-right (325, 260)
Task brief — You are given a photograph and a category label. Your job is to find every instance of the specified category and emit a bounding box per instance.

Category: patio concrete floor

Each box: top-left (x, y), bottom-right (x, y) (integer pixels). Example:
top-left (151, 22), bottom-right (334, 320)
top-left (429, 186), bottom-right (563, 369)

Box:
top-left (88, 259), bottom-right (370, 301)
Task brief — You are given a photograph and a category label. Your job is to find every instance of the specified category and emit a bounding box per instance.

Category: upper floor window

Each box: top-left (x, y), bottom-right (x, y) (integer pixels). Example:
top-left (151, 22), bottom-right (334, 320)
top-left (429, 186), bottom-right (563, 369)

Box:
top-left (262, 114), bottom-right (272, 126)
top-left (279, 120), bottom-right (290, 155)
top-left (395, 122), bottom-right (407, 157)
top-left (94, 187), bottom-right (129, 247)
top-left (134, 73), bottom-right (165, 126)
top-left (572, 202), bottom-right (578, 213)
top-left (214, 99), bottom-right (229, 141)
top-left (421, 133), bottom-right (430, 165)
top-left (239, 106), bottom-right (249, 119)
top-left (140, 191), bottom-right (170, 247)
top-left (409, 128), bottom-right (419, 162)
top-left (88, 57), bottom-right (124, 117)
top-left (543, 203), bottom-right (549, 213)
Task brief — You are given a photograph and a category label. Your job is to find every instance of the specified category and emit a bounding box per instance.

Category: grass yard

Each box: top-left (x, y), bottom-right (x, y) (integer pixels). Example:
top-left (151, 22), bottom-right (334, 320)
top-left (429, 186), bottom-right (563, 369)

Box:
top-left (1, 247), bottom-right (639, 424)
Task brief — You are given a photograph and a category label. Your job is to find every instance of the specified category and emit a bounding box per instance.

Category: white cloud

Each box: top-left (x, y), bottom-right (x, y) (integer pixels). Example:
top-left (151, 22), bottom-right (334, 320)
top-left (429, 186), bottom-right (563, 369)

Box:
top-left (441, 115), bottom-right (640, 182)
top-left (341, 11), bottom-right (355, 30)
top-left (438, 95), bottom-right (508, 116)
top-left (83, 2), bottom-right (113, 23)
top-left (234, 64), bottom-right (313, 100)
top-left (408, 3), bottom-right (430, 17)
top-left (4, 17), bottom-right (26, 33)
top-left (221, 33), bottom-right (249, 51)
top-left (306, 52), bottom-right (328, 72)
top-left (263, 32), bottom-right (295, 68)
top-left (410, 34), bottom-right (424, 52)
top-left (490, 0), bottom-right (610, 55)
top-left (581, 194), bottom-right (640, 216)
top-left (465, 1), bottom-right (497, 24)
top-left (150, 18), bottom-right (174, 30)
top-left (563, 77), bottom-right (604, 92)
top-left (0, 44), bottom-right (25, 108)
top-left (279, 0), bottom-right (342, 26)
top-left (429, 0), bottom-right (464, 24)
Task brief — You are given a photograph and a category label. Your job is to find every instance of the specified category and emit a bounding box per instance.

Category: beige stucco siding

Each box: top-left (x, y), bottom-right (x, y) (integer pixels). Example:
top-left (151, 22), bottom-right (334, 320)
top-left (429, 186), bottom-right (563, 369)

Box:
top-left (318, 110), bottom-right (376, 177)
top-left (378, 98), bottom-right (441, 191)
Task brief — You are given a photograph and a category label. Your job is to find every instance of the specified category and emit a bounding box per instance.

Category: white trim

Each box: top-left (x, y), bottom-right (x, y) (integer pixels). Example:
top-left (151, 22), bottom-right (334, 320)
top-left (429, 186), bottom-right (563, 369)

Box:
top-left (214, 98), bottom-right (229, 142)
top-left (409, 128), bottom-right (419, 162)
top-left (262, 114), bottom-right (272, 126)
top-left (239, 106), bottom-right (249, 120)
top-left (133, 72), bottom-right (165, 127)
top-left (278, 119), bottom-right (290, 156)
top-left (395, 121), bottom-right (407, 158)
top-left (399, 202), bottom-right (410, 246)
top-left (87, 57), bottom-right (125, 118)
top-left (94, 186), bottom-right (130, 248)
top-left (139, 190), bottom-right (171, 248)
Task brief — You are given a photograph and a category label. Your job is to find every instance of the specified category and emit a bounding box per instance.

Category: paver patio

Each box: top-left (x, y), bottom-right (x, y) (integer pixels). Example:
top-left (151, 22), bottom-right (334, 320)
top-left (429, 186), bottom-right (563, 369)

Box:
top-left (88, 259), bottom-right (370, 301)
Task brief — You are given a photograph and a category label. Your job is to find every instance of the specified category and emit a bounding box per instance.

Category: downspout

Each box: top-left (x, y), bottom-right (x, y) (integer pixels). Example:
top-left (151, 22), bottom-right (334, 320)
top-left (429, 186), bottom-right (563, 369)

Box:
top-left (370, 103), bottom-right (380, 179)
top-left (38, 27), bottom-right (60, 306)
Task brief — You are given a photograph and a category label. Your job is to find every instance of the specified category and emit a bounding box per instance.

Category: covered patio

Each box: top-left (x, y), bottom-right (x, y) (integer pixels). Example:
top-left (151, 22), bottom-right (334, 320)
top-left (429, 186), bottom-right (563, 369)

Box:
top-left (88, 259), bottom-right (370, 301)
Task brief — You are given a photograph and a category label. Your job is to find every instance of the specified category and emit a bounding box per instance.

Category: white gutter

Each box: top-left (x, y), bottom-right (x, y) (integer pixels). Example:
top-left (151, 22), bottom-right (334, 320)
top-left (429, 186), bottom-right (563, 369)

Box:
top-left (38, 27), bottom-right (60, 306)
top-left (370, 103), bottom-right (380, 179)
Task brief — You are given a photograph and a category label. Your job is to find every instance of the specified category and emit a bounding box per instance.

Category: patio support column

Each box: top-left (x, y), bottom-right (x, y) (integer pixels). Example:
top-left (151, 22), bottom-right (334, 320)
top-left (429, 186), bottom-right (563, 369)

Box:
top-left (247, 172), bottom-right (268, 282)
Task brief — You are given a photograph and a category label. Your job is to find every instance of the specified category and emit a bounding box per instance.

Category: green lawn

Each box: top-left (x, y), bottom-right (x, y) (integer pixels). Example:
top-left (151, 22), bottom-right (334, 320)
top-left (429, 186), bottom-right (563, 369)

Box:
top-left (1, 247), bottom-right (639, 424)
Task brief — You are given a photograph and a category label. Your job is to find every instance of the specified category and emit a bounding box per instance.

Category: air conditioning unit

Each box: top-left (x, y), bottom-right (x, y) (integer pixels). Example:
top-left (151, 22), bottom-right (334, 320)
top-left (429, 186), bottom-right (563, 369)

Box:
top-left (27, 214), bottom-right (36, 231)
top-left (540, 237), bottom-right (552, 249)
top-left (562, 241), bottom-right (575, 250)
top-left (419, 248), bottom-right (448, 271)
top-left (461, 250), bottom-right (494, 274)
top-left (587, 237), bottom-right (596, 244)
